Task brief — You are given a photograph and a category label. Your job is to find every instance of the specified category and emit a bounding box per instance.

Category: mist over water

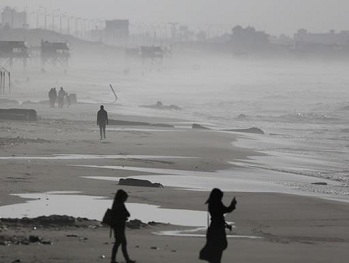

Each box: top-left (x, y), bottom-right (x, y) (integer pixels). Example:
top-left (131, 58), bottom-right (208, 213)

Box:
top-left (5, 46), bottom-right (349, 197)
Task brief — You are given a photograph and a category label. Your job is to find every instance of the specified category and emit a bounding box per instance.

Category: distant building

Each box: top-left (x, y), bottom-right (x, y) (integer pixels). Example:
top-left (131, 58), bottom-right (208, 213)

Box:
top-left (230, 25), bottom-right (270, 55)
top-left (294, 29), bottom-right (349, 46)
top-left (41, 40), bottom-right (70, 68)
top-left (1, 7), bottom-right (28, 29)
top-left (105, 19), bottom-right (129, 45)
top-left (293, 29), bottom-right (349, 55)
top-left (0, 41), bottom-right (29, 68)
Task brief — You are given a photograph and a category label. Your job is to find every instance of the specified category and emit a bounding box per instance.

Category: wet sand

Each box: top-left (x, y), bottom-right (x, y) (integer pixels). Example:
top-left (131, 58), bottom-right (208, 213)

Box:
top-left (0, 103), bottom-right (349, 263)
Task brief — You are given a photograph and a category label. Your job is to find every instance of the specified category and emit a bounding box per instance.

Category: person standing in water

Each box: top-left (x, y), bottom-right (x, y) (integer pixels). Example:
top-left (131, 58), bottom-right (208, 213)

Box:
top-left (97, 105), bottom-right (108, 140)
top-left (58, 87), bottom-right (66, 108)
top-left (199, 188), bottom-right (237, 263)
top-left (110, 189), bottom-right (136, 263)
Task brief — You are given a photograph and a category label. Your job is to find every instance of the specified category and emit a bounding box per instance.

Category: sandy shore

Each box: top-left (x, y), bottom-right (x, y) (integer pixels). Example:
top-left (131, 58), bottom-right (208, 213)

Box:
top-left (0, 102), bottom-right (349, 263)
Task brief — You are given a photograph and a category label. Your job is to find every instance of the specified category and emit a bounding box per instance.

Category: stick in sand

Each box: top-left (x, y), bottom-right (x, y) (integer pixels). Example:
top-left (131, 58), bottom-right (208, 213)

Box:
top-left (109, 84), bottom-right (118, 103)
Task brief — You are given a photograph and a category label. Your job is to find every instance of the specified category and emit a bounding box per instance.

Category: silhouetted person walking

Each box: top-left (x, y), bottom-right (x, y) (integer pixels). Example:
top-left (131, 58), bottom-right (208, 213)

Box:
top-left (58, 87), bottom-right (66, 108)
top-left (199, 188), bottom-right (237, 263)
top-left (110, 189), bottom-right (136, 263)
top-left (48, 88), bottom-right (55, 108)
top-left (97, 105), bottom-right (108, 140)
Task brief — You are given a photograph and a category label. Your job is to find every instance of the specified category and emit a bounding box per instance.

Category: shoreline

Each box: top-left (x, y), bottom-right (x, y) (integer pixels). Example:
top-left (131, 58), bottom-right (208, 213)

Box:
top-left (1, 102), bottom-right (349, 263)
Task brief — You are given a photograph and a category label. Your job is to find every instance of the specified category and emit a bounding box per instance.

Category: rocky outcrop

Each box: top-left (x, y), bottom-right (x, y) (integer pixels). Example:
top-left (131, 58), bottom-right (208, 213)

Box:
top-left (224, 127), bottom-right (264, 134)
top-left (140, 101), bottom-right (182, 110)
top-left (108, 119), bottom-right (173, 128)
top-left (118, 178), bottom-right (163, 188)
top-left (192, 123), bottom-right (210, 129)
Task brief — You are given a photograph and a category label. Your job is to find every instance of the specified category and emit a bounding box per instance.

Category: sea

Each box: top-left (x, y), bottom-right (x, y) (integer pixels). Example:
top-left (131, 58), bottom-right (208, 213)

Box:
top-left (1, 52), bottom-right (348, 223)
top-left (95, 54), bottom-right (349, 200)
top-left (8, 52), bottom-right (349, 201)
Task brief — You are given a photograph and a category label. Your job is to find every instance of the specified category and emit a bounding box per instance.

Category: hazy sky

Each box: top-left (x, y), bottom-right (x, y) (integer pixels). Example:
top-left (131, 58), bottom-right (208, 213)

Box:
top-left (2, 0), bottom-right (349, 35)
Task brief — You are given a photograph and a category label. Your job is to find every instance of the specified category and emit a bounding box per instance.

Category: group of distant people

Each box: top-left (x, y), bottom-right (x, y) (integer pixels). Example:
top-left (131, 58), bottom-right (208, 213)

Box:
top-left (109, 188), bottom-right (236, 263)
top-left (48, 87), bottom-right (71, 108)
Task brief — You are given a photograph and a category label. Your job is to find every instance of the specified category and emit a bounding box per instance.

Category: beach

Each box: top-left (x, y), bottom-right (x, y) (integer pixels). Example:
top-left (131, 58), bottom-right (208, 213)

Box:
top-left (0, 101), bottom-right (348, 263)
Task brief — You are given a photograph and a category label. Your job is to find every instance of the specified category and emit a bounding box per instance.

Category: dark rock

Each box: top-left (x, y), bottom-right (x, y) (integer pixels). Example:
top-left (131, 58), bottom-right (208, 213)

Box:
top-left (150, 246), bottom-right (159, 250)
top-left (192, 123), bottom-right (210, 130)
top-left (29, 235), bottom-right (41, 243)
top-left (237, 114), bottom-right (248, 119)
top-left (140, 101), bottom-right (182, 110)
top-left (127, 219), bottom-right (148, 229)
top-left (311, 182), bottom-right (328, 185)
top-left (118, 178), bottom-right (163, 188)
top-left (108, 119), bottom-right (173, 128)
top-left (224, 127), bottom-right (264, 134)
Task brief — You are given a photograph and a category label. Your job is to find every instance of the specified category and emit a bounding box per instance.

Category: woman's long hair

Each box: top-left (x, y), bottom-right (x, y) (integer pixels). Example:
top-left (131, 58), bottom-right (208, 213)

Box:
top-left (206, 188), bottom-right (223, 204)
top-left (113, 189), bottom-right (128, 204)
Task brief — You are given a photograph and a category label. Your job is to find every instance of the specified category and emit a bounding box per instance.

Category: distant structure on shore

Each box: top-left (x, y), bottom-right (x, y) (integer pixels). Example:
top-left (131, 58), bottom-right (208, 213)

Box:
top-left (41, 40), bottom-right (70, 69)
top-left (0, 41), bottom-right (29, 68)
top-left (293, 29), bottom-right (349, 55)
top-left (0, 7), bottom-right (28, 29)
top-left (1, 4), bottom-right (349, 60)
top-left (105, 19), bottom-right (129, 46)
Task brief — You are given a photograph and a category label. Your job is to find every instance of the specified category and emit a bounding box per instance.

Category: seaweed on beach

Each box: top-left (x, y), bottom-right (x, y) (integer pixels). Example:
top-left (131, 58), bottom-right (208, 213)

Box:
top-left (0, 215), bottom-right (98, 228)
top-left (0, 137), bottom-right (51, 147)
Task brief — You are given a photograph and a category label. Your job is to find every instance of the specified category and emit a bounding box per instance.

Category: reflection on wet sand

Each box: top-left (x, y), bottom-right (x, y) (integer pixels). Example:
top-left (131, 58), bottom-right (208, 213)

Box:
top-left (0, 191), bottom-right (207, 227)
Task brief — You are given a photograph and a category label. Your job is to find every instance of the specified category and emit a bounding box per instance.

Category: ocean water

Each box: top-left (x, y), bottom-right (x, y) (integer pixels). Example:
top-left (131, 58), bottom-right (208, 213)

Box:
top-left (11, 54), bottom-right (349, 199)
top-left (98, 56), bottom-right (349, 199)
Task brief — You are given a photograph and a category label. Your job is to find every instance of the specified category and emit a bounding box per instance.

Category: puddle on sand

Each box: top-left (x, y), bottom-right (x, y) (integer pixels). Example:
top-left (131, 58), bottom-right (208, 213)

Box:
top-left (0, 191), bottom-right (208, 227)
top-left (154, 227), bottom-right (262, 239)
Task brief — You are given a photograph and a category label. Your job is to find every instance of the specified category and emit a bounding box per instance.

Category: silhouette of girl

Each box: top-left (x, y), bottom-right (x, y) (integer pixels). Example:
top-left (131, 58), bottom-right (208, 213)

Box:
top-left (200, 188), bottom-right (237, 263)
top-left (110, 189), bottom-right (135, 263)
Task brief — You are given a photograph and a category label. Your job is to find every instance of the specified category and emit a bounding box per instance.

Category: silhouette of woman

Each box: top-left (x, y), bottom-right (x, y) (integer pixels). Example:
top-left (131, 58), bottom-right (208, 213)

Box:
top-left (110, 189), bottom-right (135, 263)
top-left (199, 188), bottom-right (237, 263)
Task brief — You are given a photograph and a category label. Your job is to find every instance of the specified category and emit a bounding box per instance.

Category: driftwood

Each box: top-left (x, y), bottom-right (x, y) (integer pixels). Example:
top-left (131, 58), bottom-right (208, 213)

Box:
top-left (0, 108), bottom-right (37, 121)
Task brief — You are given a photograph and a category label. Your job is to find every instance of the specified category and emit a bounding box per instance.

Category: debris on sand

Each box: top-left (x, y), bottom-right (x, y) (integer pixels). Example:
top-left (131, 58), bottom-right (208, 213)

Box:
top-left (0, 215), bottom-right (99, 228)
top-left (0, 234), bottom-right (52, 246)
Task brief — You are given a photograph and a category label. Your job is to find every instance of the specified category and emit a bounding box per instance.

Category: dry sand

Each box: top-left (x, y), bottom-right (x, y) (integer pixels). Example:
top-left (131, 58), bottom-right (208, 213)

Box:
top-left (0, 103), bottom-right (348, 263)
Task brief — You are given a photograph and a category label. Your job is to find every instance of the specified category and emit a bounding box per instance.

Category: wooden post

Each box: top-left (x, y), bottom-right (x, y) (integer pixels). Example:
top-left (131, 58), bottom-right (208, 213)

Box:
top-left (8, 72), bottom-right (11, 94)
top-left (0, 71), bottom-right (3, 94)
top-left (2, 71), bottom-right (5, 93)
top-left (0, 71), bottom-right (2, 94)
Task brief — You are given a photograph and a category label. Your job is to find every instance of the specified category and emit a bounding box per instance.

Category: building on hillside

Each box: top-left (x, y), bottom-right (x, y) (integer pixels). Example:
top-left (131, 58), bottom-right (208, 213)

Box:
top-left (1, 6), bottom-right (28, 29)
top-left (230, 25), bottom-right (270, 55)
